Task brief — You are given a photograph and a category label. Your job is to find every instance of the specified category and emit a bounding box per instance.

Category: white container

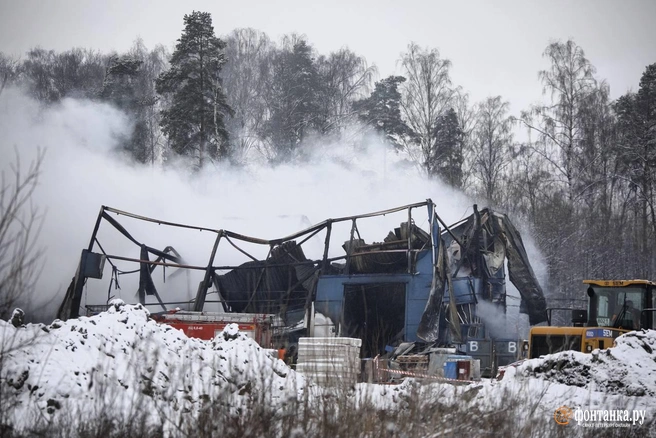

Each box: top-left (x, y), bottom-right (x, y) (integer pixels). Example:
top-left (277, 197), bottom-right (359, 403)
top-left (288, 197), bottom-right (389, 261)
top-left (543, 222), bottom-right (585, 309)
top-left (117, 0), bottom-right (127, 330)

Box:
top-left (296, 337), bottom-right (362, 386)
top-left (472, 359), bottom-right (481, 380)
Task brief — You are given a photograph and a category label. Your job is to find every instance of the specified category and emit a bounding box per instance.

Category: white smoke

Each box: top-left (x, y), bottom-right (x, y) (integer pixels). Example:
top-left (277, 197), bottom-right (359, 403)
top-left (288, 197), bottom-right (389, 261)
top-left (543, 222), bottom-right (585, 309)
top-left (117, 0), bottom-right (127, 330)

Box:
top-left (476, 298), bottom-right (526, 340)
top-left (0, 87), bottom-right (547, 329)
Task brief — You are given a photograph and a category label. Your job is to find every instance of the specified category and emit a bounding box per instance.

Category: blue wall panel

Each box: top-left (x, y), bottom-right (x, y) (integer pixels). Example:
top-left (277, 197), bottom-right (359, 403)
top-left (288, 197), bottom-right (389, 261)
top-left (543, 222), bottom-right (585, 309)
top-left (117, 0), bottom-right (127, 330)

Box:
top-left (314, 250), bottom-right (434, 343)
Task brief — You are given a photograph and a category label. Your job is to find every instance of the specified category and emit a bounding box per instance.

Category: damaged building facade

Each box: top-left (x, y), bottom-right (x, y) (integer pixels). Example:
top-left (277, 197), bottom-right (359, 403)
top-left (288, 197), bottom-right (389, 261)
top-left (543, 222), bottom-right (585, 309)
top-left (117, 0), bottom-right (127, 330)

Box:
top-left (58, 200), bottom-right (547, 375)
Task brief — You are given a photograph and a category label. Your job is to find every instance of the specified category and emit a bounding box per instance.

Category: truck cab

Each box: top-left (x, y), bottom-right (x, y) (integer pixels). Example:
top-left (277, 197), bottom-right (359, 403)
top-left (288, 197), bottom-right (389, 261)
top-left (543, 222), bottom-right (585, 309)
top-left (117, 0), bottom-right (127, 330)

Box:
top-left (528, 280), bottom-right (655, 359)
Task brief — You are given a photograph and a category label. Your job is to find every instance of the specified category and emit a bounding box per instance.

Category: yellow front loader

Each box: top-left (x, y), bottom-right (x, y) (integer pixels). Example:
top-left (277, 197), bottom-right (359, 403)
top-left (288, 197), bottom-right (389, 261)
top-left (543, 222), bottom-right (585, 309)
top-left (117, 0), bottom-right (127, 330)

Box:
top-left (528, 280), bottom-right (656, 358)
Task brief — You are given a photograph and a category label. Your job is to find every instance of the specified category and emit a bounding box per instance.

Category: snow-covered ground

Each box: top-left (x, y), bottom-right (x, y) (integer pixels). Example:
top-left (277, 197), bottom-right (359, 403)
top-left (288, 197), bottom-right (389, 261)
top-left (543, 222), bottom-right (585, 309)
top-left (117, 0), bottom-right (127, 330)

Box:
top-left (2, 302), bottom-right (655, 436)
top-left (1, 301), bottom-right (303, 433)
top-left (514, 330), bottom-right (656, 397)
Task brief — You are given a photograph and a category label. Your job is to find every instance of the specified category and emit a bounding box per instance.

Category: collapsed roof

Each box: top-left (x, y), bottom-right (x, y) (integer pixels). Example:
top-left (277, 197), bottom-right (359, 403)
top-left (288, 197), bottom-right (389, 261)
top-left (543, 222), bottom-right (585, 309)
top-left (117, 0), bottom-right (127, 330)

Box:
top-left (58, 201), bottom-right (548, 345)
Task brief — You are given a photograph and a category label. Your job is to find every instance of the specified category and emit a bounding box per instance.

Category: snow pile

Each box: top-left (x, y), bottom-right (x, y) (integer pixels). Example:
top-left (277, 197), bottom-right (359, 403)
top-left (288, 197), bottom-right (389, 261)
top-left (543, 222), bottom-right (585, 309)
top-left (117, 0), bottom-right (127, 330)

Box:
top-left (513, 330), bottom-right (656, 397)
top-left (347, 333), bottom-right (656, 436)
top-left (350, 332), bottom-right (656, 434)
top-left (2, 305), bottom-right (656, 435)
top-left (0, 301), bottom-right (304, 430)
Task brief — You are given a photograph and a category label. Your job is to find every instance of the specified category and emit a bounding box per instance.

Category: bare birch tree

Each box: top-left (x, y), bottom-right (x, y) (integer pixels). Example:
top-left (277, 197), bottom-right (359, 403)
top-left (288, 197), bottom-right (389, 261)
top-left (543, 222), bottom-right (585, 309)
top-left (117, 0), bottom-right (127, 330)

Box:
top-left (472, 96), bottom-right (513, 203)
top-left (399, 42), bottom-right (456, 172)
top-left (0, 150), bottom-right (44, 320)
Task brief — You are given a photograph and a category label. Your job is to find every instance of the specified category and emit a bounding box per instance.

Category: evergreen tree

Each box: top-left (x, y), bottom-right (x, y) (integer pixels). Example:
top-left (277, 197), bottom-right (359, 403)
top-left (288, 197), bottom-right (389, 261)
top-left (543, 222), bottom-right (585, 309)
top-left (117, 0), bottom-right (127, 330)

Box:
top-left (101, 40), bottom-right (168, 164)
top-left (102, 55), bottom-right (149, 161)
top-left (636, 64), bottom-right (656, 237)
top-left (265, 37), bottom-right (320, 162)
top-left (614, 63), bottom-right (656, 276)
top-left (427, 108), bottom-right (463, 187)
top-left (352, 75), bottom-right (412, 150)
top-left (156, 11), bottom-right (233, 169)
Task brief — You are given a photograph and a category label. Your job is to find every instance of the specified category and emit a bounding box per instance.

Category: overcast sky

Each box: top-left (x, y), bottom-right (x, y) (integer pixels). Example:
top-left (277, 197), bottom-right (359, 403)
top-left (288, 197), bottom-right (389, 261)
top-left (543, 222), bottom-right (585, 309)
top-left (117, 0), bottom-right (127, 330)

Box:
top-left (1, 0), bottom-right (655, 114)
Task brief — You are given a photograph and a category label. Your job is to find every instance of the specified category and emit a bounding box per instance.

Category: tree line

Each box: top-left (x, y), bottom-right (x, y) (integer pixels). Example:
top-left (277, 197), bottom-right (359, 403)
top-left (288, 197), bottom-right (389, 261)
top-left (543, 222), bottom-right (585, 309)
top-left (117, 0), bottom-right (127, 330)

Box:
top-left (1, 11), bottom-right (654, 307)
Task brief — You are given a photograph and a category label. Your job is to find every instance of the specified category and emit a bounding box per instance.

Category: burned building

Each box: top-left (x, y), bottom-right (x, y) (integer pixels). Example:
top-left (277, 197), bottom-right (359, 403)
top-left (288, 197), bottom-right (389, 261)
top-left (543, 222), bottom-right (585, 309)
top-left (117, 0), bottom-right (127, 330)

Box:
top-left (58, 201), bottom-right (547, 370)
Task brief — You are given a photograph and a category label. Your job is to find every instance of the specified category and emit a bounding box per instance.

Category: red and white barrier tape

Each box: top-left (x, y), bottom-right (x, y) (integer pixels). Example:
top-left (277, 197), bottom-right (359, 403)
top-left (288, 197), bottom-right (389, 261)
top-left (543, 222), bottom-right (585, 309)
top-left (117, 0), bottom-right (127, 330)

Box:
top-left (373, 356), bottom-right (473, 384)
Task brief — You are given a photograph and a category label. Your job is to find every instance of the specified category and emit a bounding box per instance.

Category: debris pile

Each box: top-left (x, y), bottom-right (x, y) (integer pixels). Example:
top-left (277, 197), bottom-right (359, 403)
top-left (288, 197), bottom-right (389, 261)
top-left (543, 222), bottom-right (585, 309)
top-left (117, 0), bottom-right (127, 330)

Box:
top-left (342, 222), bottom-right (430, 274)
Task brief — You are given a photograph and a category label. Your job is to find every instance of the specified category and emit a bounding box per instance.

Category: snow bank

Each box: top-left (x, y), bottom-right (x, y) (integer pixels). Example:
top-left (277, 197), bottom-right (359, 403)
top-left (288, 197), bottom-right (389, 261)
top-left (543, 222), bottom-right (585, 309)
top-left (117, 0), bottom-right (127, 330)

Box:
top-left (350, 331), bottom-right (656, 434)
top-left (514, 330), bottom-right (656, 397)
top-left (0, 301), bottom-right (304, 430)
top-left (2, 305), bottom-right (656, 435)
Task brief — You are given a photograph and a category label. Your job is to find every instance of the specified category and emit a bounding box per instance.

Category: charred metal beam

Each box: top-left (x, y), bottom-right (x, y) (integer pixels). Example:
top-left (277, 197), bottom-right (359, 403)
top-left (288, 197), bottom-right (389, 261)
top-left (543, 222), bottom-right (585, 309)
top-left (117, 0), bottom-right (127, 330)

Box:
top-left (87, 206), bottom-right (106, 250)
top-left (103, 248), bottom-right (420, 273)
top-left (329, 200), bottom-right (431, 222)
top-left (104, 254), bottom-right (209, 270)
top-left (194, 233), bottom-right (223, 311)
top-left (223, 234), bottom-right (260, 262)
top-left (101, 212), bottom-right (182, 264)
top-left (345, 218), bottom-right (357, 275)
top-left (243, 245), bottom-right (273, 312)
top-left (101, 200), bottom-right (432, 250)
top-left (322, 221), bottom-right (332, 271)
top-left (433, 211), bottom-right (464, 250)
top-left (407, 207), bottom-right (412, 274)
top-left (61, 207), bottom-right (106, 320)
top-left (104, 206), bottom-right (221, 234)
top-left (297, 225), bottom-right (324, 247)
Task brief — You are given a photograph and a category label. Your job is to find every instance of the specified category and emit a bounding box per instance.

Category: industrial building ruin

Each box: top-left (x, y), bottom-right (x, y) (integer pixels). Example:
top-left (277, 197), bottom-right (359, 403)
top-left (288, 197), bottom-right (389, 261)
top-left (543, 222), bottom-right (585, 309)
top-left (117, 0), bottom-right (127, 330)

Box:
top-left (58, 200), bottom-right (547, 375)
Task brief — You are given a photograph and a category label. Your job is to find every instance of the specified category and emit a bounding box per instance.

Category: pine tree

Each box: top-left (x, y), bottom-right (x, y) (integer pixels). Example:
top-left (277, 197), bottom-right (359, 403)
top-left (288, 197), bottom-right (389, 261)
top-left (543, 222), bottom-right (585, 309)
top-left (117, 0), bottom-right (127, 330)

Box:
top-left (427, 108), bottom-right (463, 187)
top-left (265, 37), bottom-right (320, 162)
top-left (156, 11), bottom-right (233, 169)
top-left (615, 64), bottom-right (656, 276)
top-left (102, 55), bottom-right (150, 162)
top-left (101, 40), bottom-right (169, 164)
top-left (352, 75), bottom-right (412, 150)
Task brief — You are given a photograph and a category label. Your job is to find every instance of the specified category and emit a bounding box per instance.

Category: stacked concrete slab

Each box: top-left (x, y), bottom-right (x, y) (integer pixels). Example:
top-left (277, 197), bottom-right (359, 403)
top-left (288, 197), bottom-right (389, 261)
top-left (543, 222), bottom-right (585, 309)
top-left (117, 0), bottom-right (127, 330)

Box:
top-left (296, 337), bottom-right (362, 386)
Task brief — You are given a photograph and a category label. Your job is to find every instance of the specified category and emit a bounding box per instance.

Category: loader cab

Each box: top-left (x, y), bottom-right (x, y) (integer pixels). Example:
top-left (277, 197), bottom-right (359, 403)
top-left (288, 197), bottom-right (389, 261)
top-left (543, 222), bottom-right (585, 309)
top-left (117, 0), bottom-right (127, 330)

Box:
top-left (585, 280), bottom-right (656, 331)
top-left (528, 279), bottom-right (655, 359)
